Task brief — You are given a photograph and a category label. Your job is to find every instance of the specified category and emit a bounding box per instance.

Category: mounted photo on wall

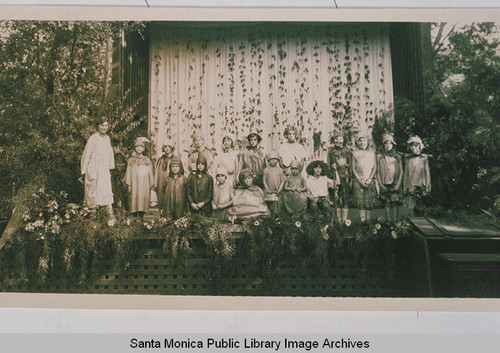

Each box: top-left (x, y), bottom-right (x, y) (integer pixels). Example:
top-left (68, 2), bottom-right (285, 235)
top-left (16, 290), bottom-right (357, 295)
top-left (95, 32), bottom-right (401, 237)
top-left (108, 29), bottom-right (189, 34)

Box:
top-left (0, 19), bottom-right (498, 298)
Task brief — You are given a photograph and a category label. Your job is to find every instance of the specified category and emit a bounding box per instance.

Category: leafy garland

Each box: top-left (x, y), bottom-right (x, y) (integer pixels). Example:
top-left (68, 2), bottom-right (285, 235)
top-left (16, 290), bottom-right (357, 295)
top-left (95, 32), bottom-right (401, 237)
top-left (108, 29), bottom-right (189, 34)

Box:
top-left (1, 185), bottom-right (411, 292)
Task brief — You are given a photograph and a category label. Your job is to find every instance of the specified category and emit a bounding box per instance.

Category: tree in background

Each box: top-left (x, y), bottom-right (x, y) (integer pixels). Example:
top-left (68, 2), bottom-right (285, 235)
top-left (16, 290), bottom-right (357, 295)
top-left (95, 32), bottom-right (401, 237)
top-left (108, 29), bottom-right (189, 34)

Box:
top-left (0, 21), bottom-right (147, 219)
top-left (389, 23), bottom-right (500, 214)
top-left (426, 23), bottom-right (500, 213)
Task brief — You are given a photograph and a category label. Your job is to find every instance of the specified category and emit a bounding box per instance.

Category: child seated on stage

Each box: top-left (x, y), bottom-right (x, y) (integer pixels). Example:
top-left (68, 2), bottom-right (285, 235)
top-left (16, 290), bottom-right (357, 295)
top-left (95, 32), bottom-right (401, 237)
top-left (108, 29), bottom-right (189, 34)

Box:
top-left (305, 160), bottom-right (337, 217)
top-left (282, 159), bottom-right (308, 215)
top-left (228, 168), bottom-right (270, 219)
top-left (263, 151), bottom-right (285, 214)
top-left (212, 167), bottom-right (234, 222)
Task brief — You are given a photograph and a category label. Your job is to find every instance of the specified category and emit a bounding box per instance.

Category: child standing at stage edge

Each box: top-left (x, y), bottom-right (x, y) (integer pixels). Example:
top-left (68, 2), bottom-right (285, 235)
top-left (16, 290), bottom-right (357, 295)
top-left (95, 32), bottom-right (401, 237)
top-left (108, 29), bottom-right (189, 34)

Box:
top-left (282, 159), bottom-right (308, 215)
top-left (186, 155), bottom-right (213, 217)
top-left (306, 160), bottom-right (337, 218)
top-left (161, 156), bottom-right (188, 221)
top-left (212, 167), bottom-right (234, 221)
top-left (351, 133), bottom-right (377, 223)
top-left (403, 136), bottom-right (431, 216)
top-left (156, 142), bottom-right (175, 215)
top-left (327, 131), bottom-right (352, 222)
top-left (377, 133), bottom-right (403, 221)
top-left (263, 151), bottom-right (285, 214)
top-left (124, 137), bottom-right (155, 218)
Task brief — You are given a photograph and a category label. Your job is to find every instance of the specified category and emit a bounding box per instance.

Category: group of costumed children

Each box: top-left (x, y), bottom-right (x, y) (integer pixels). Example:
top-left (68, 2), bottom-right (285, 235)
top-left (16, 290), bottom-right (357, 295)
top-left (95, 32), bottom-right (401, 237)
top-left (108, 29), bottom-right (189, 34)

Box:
top-left (123, 126), bottom-right (430, 223)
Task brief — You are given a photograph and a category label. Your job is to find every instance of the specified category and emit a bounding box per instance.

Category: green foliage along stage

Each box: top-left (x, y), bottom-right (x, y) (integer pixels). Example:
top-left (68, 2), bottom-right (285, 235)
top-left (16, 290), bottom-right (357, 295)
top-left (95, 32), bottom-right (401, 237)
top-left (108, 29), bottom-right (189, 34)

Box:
top-left (0, 187), bottom-right (411, 293)
top-left (0, 21), bottom-right (146, 218)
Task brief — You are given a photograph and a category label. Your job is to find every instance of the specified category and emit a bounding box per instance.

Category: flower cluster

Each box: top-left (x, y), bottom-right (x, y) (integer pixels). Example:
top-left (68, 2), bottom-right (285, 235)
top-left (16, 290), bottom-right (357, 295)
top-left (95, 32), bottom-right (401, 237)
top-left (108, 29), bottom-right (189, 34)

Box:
top-left (143, 219), bottom-right (155, 230)
top-left (174, 216), bottom-right (189, 231)
top-left (21, 188), bottom-right (79, 240)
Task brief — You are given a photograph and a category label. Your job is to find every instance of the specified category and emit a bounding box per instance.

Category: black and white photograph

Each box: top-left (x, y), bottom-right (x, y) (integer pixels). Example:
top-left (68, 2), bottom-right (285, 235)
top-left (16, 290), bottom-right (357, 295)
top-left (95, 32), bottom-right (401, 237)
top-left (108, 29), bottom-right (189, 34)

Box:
top-left (0, 10), bottom-right (499, 300)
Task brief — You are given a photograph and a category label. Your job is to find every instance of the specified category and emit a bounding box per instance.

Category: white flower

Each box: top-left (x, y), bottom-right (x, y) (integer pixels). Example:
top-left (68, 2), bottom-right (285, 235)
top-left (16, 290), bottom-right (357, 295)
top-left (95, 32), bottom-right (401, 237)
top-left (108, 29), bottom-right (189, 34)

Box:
top-left (159, 217), bottom-right (167, 224)
top-left (39, 213), bottom-right (43, 217)
top-left (126, 218), bottom-right (131, 226)
top-left (295, 221), bottom-right (302, 228)
top-left (375, 223), bottom-right (381, 230)
top-left (146, 224), bottom-right (153, 230)
top-left (391, 231), bottom-right (398, 239)
top-left (65, 213), bottom-right (70, 219)
top-left (345, 219), bottom-right (352, 227)
top-left (40, 235), bottom-right (45, 240)
top-left (253, 220), bottom-right (260, 226)
top-left (108, 218), bottom-right (116, 227)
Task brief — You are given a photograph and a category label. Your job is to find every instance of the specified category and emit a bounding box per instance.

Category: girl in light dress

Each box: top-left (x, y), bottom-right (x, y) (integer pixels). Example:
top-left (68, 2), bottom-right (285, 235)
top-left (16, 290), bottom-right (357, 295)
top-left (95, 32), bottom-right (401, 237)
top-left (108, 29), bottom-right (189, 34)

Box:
top-left (263, 151), bottom-right (285, 214)
top-left (214, 134), bottom-right (239, 187)
top-left (377, 133), bottom-right (403, 221)
top-left (281, 159), bottom-right (308, 215)
top-left (351, 133), bottom-right (377, 223)
top-left (278, 125), bottom-right (307, 175)
top-left (124, 137), bottom-right (155, 218)
top-left (212, 167), bottom-right (234, 222)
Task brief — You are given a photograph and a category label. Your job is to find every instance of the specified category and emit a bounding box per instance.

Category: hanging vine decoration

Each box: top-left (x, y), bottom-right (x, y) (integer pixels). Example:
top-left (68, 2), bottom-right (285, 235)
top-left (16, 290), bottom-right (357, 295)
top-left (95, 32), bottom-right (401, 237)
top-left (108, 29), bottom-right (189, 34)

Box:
top-left (151, 23), bottom-right (392, 157)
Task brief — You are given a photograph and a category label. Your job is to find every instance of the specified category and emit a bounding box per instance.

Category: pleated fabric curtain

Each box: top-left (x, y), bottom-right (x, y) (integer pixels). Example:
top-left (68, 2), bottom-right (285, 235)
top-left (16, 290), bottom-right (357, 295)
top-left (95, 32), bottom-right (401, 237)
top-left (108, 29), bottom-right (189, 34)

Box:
top-left (149, 22), bottom-right (393, 160)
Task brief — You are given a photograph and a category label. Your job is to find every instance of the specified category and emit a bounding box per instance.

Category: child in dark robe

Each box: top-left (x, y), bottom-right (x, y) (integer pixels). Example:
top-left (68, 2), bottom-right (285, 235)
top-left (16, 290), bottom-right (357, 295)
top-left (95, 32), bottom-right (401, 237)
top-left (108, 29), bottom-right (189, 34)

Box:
top-left (327, 131), bottom-right (352, 222)
top-left (156, 143), bottom-right (175, 215)
top-left (161, 156), bottom-right (187, 221)
top-left (186, 154), bottom-right (213, 217)
top-left (236, 132), bottom-right (265, 187)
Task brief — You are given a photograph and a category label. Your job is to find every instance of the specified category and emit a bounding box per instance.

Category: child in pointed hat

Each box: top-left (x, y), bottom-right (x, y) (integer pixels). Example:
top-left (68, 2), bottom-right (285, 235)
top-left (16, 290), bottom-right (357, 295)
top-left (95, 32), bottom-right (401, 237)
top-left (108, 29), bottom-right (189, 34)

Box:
top-left (124, 137), bottom-right (154, 218)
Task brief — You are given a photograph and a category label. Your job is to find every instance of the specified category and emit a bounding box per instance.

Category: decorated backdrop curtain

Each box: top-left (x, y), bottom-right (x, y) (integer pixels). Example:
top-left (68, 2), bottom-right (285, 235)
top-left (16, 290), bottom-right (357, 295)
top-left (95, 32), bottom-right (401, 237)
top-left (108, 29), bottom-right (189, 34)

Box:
top-left (150, 23), bottom-right (393, 160)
